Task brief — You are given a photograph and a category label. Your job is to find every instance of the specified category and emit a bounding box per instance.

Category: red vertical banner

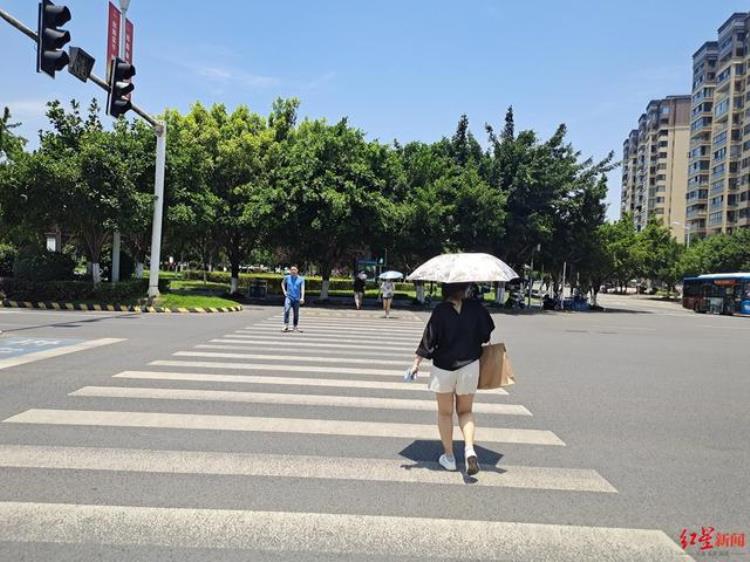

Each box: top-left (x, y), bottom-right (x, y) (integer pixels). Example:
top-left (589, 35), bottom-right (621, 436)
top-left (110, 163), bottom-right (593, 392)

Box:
top-left (106, 2), bottom-right (120, 78)
top-left (124, 18), bottom-right (134, 100)
top-left (125, 19), bottom-right (134, 64)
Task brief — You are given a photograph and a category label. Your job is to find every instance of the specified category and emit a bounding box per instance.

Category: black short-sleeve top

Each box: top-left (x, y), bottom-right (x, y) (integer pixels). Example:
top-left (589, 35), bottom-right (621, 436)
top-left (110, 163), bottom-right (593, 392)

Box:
top-left (416, 299), bottom-right (495, 371)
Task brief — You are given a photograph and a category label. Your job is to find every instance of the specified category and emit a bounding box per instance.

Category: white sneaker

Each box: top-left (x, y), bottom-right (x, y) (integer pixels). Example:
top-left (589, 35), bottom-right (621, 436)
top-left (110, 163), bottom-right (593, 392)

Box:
top-left (465, 454), bottom-right (480, 476)
top-left (438, 454), bottom-right (457, 471)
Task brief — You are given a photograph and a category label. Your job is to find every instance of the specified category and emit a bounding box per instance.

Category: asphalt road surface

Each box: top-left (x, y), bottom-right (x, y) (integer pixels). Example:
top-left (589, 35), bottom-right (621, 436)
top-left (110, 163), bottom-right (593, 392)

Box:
top-left (0, 298), bottom-right (747, 561)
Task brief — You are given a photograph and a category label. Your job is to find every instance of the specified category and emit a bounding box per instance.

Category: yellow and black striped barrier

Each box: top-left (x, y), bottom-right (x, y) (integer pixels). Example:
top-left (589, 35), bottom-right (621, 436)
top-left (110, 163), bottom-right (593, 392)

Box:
top-left (1, 300), bottom-right (242, 314)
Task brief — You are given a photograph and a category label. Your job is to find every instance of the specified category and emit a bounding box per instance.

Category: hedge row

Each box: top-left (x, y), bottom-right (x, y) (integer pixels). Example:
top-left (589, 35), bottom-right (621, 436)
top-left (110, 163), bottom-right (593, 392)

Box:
top-left (180, 270), bottom-right (413, 294)
top-left (0, 278), bottom-right (170, 303)
top-left (13, 250), bottom-right (76, 281)
top-left (0, 245), bottom-right (15, 277)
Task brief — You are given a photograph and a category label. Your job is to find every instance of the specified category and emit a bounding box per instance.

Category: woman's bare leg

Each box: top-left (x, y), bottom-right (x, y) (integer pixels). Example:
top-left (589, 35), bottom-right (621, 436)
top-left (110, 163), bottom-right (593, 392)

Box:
top-left (436, 392), bottom-right (455, 457)
top-left (456, 393), bottom-right (476, 450)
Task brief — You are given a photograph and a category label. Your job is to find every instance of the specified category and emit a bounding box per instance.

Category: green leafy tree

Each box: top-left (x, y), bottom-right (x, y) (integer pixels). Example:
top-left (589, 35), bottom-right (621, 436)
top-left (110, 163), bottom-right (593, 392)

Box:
top-left (0, 107), bottom-right (26, 162)
top-left (678, 228), bottom-right (750, 276)
top-left (633, 220), bottom-right (683, 295)
top-left (7, 99), bottom-right (149, 283)
top-left (271, 118), bottom-right (391, 298)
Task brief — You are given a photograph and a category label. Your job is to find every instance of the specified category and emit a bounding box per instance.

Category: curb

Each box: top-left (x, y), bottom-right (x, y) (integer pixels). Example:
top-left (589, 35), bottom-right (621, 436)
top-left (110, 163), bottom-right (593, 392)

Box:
top-left (1, 300), bottom-right (243, 314)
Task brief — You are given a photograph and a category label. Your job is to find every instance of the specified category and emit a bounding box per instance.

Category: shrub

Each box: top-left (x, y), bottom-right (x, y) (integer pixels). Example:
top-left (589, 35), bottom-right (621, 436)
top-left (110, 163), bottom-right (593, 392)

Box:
top-left (180, 270), bottom-right (412, 294)
top-left (0, 278), bottom-right (170, 303)
top-left (0, 244), bottom-right (16, 277)
top-left (13, 249), bottom-right (76, 281)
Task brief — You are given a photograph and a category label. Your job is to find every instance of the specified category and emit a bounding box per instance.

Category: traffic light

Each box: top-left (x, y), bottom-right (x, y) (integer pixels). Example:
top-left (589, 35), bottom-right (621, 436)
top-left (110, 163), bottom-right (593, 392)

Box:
top-left (107, 57), bottom-right (136, 118)
top-left (36, 0), bottom-right (71, 78)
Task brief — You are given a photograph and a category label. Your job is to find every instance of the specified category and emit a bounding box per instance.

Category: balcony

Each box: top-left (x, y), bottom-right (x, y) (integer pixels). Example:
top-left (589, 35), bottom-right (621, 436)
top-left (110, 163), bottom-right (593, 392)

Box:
top-left (686, 206), bottom-right (707, 219)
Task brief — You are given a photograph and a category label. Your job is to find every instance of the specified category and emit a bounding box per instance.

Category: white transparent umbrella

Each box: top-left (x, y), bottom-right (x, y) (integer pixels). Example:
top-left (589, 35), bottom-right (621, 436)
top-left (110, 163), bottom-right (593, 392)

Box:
top-left (407, 253), bottom-right (518, 283)
top-left (379, 270), bottom-right (404, 280)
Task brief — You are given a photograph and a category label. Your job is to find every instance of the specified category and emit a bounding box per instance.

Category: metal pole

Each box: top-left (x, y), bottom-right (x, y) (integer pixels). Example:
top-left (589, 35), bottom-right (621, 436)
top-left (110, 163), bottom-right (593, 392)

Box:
top-left (111, 0), bottom-right (130, 283)
top-left (0, 8), bottom-right (36, 40)
top-left (148, 123), bottom-right (166, 299)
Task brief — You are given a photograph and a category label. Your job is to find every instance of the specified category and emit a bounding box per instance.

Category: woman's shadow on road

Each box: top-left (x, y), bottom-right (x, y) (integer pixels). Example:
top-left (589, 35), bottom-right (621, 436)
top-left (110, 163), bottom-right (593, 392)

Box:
top-left (398, 440), bottom-right (506, 484)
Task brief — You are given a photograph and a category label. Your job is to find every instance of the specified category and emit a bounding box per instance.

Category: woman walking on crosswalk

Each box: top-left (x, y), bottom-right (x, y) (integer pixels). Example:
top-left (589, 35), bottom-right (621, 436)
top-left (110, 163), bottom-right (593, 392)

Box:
top-left (408, 282), bottom-right (494, 475)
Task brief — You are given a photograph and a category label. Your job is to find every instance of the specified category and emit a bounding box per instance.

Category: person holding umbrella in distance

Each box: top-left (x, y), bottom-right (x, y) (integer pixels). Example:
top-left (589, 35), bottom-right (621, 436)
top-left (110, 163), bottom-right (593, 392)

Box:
top-left (378, 270), bottom-right (402, 318)
top-left (353, 271), bottom-right (367, 310)
top-left (405, 253), bottom-right (517, 475)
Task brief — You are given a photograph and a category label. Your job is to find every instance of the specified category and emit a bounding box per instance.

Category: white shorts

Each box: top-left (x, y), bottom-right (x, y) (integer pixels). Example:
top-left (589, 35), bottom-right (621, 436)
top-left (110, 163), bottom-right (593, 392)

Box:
top-left (428, 359), bottom-right (480, 395)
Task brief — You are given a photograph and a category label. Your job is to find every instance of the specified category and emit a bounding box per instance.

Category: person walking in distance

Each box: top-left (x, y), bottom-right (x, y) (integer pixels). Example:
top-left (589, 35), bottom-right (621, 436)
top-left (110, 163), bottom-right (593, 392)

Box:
top-left (380, 278), bottom-right (395, 318)
top-left (353, 272), bottom-right (366, 310)
top-left (408, 283), bottom-right (494, 475)
top-left (281, 266), bottom-right (305, 332)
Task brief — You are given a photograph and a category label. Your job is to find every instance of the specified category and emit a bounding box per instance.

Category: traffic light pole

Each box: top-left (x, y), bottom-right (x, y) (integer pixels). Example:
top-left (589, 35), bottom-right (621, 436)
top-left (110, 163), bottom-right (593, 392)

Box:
top-left (1, 6), bottom-right (166, 298)
top-left (111, 0), bottom-right (131, 284)
top-left (148, 123), bottom-right (166, 299)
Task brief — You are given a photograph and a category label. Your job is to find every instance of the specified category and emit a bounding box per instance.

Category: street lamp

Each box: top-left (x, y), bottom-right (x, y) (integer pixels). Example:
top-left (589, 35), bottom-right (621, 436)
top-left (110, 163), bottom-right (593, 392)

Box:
top-left (672, 221), bottom-right (691, 247)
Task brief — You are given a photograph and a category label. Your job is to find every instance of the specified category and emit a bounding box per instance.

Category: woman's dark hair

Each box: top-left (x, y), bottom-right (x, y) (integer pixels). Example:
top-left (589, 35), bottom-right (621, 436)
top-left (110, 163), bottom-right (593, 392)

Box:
top-left (442, 282), bottom-right (469, 300)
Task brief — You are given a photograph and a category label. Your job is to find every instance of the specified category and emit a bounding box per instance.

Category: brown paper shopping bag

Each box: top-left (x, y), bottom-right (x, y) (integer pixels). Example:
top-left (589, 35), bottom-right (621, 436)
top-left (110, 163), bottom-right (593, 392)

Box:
top-left (478, 342), bottom-right (516, 390)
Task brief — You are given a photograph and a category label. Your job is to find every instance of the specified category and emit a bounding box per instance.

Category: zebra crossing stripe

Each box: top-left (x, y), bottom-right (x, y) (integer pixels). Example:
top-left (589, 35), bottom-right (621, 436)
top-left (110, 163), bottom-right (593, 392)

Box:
top-left (0, 445), bottom-right (614, 492)
top-left (173, 351), bottom-right (416, 367)
top-left (195, 344), bottom-right (414, 357)
top-left (208, 339), bottom-right (417, 351)
top-left (0, 502), bottom-right (690, 560)
top-left (111, 370), bottom-right (509, 395)
top-left (150, 360), bottom-right (417, 376)
top-left (253, 324), bottom-right (423, 335)
top-left (3, 409), bottom-right (564, 445)
top-left (69, 386), bottom-right (528, 416)
top-left (227, 332), bottom-right (418, 345)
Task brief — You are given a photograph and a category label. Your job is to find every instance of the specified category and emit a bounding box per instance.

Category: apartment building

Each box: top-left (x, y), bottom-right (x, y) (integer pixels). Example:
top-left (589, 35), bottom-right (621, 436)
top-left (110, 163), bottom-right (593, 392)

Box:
top-left (687, 12), bottom-right (750, 239)
top-left (620, 96), bottom-right (691, 240)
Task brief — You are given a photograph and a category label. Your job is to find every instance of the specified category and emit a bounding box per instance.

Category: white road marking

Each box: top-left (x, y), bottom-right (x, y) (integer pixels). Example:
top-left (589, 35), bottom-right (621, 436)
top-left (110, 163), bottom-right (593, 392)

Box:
top-left (195, 344), bottom-right (416, 357)
top-left (254, 319), bottom-right (424, 330)
top-left (209, 339), bottom-right (417, 351)
top-left (0, 502), bottom-right (690, 560)
top-left (150, 360), bottom-right (418, 377)
top-left (225, 332), bottom-right (419, 346)
top-left (0, 338), bottom-right (125, 370)
top-left (253, 324), bottom-right (424, 336)
top-left (173, 351), bottom-right (413, 366)
top-left (111, 370), bottom-right (508, 395)
top-left (69, 386), bottom-right (528, 416)
top-left (4, 409), bottom-right (564, 445)
top-left (0, 445), bottom-right (614, 492)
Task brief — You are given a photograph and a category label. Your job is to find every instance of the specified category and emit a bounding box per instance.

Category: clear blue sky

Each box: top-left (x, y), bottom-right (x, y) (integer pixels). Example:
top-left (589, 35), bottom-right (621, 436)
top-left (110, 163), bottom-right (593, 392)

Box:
top-left (2, 0), bottom-right (749, 219)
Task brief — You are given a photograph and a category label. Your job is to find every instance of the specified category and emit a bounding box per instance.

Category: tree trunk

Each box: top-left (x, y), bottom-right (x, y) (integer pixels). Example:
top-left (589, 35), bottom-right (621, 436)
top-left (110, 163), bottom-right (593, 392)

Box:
top-left (495, 282), bottom-right (506, 304)
top-left (415, 283), bottom-right (425, 303)
top-left (135, 262), bottom-right (144, 278)
top-left (91, 263), bottom-right (101, 284)
top-left (230, 257), bottom-right (240, 293)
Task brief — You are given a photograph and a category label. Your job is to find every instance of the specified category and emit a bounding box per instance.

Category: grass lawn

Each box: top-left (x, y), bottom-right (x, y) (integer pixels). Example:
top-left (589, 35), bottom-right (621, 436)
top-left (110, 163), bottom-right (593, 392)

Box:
top-left (170, 279), bottom-right (231, 292)
top-left (155, 292), bottom-right (241, 309)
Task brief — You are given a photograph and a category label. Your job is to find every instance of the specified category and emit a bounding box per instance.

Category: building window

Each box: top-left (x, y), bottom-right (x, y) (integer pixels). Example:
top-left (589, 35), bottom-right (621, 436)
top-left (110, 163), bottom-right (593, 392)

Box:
top-left (715, 98), bottom-right (730, 117)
